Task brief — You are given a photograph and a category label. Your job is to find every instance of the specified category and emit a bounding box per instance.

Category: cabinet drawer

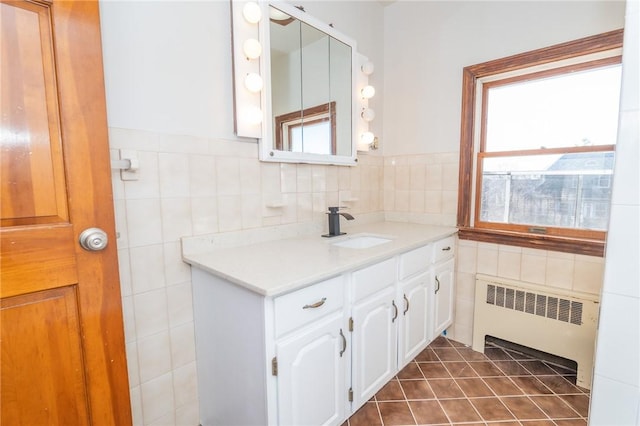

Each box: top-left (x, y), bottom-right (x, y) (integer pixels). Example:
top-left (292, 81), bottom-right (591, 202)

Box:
top-left (433, 235), bottom-right (456, 263)
top-left (399, 245), bottom-right (432, 280)
top-left (274, 276), bottom-right (344, 338)
top-left (352, 258), bottom-right (397, 302)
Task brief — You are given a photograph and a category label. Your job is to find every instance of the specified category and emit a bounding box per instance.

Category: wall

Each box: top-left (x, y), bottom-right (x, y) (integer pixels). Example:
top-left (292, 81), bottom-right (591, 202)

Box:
top-left (590, 0), bottom-right (640, 422)
top-left (99, 1), bottom-right (384, 425)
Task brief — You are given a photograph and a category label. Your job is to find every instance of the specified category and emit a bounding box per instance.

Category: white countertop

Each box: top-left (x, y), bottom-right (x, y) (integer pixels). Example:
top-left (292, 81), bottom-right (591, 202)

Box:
top-left (182, 221), bottom-right (457, 297)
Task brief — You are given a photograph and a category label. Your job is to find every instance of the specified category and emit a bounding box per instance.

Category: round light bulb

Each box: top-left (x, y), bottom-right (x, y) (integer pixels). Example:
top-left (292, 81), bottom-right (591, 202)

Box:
top-left (269, 8), bottom-right (291, 21)
top-left (245, 106), bottom-right (263, 125)
top-left (243, 38), bottom-right (262, 59)
top-left (361, 85), bottom-right (375, 99)
top-left (242, 2), bottom-right (262, 24)
top-left (361, 108), bottom-right (376, 122)
top-left (244, 73), bottom-right (263, 93)
top-left (361, 61), bottom-right (375, 75)
top-left (361, 131), bottom-right (375, 145)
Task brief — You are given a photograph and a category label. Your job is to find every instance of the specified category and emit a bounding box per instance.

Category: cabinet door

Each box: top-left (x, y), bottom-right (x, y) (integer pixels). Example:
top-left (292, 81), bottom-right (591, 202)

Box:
top-left (399, 271), bottom-right (430, 367)
top-left (351, 286), bottom-right (398, 408)
top-left (433, 257), bottom-right (455, 337)
top-left (276, 312), bottom-right (347, 426)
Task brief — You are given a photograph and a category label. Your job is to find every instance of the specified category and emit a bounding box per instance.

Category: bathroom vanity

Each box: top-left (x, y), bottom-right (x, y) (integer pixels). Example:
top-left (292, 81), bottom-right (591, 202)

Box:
top-left (183, 222), bottom-right (456, 426)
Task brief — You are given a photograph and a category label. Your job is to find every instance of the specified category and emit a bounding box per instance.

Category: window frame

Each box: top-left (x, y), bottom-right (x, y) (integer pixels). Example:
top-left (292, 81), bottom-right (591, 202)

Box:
top-left (457, 29), bottom-right (624, 257)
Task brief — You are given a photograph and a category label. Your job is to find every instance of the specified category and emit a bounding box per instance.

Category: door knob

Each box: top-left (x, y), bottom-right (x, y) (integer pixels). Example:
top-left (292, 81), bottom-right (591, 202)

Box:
top-left (79, 228), bottom-right (109, 251)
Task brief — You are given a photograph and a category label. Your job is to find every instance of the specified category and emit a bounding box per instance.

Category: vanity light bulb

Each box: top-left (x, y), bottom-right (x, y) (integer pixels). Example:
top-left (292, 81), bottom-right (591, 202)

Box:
top-left (244, 73), bottom-right (263, 93)
top-left (361, 108), bottom-right (376, 122)
top-left (361, 131), bottom-right (375, 145)
top-left (242, 2), bottom-right (262, 24)
top-left (361, 61), bottom-right (375, 75)
top-left (245, 106), bottom-right (263, 126)
top-left (361, 85), bottom-right (375, 99)
top-left (243, 38), bottom-right (262, 59)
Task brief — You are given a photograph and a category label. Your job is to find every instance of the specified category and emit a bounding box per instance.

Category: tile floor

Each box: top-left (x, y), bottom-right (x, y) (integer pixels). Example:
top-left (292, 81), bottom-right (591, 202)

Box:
top-left (343, 336), bottom-right (589, 426)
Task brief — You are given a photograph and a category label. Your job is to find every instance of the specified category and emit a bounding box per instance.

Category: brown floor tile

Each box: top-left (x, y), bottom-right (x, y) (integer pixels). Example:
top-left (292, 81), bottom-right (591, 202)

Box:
top-left (456, 346), bottom-right (489, 361)
top-left (537, 375), bottom-right (582, 395)
top-left (520, 421), bottom-right (556, 426)
top-left (485, 346), bottom-right (515, 361)
top-left (493, 360), bottom-right (532, 375)
top-left (376, 379), bottom-right (405, 401)
top-left (418, 362), bottom-right (451, 379)
top-left (510, 376), bottom-right (553, 395)
top-left (455, 378), bottom-right (495, 397)
top-left (432, 347), bottom-right (464, 361)
top-left (448, 339), bottom-right (466, 348)
top-left (501, 396), bottom-right (548, 420)
top-left (348, 402), bottom-right (381, 426)
top-left (469, 361), bottom-right (505, 377)
top-left (484, 377), bottom-right (524, 397)
top-left (414, 347), bottom-right (439, 362)
top-left (554, 419), bottom-right (588, 426)
top-left (470, 397), bottom-right (515, 421)
top-left (559, 394), bottom-right (590, 417)
top-left (429, 335), bottom-right (452, 347)
top-left (530, 395), bottom-right (581, 418)
top-left (400, 379), bottom-right (434, 400)
top-left (439, 399), bottom-right (482, 423)
top-left (378, 401), bottom-right (416, 425)
top-left (443, 361), bottom-right (478, 378)
top-left (397, 362), bottom-right (425, 379)
top-left (408, 400), bottom-right (449, 424)
top-left (427, 378), bottom-right (465, 398)
top-left (519, 360), bottom-right (560, 375)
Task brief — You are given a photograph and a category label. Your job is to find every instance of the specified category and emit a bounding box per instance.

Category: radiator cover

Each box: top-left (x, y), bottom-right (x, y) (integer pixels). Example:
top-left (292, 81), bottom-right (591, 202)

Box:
top-left (472, 274), bottom-right (600, 389)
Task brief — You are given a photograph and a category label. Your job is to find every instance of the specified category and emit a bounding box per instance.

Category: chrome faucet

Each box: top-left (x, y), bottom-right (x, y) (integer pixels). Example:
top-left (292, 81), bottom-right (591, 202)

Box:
top-left (322, 206), bottom-right (355, 237)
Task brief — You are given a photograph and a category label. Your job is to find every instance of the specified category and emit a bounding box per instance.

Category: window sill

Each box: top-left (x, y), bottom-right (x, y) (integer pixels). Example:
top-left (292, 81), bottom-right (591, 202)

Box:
top-left (458, 227), bottom-right (605, 257)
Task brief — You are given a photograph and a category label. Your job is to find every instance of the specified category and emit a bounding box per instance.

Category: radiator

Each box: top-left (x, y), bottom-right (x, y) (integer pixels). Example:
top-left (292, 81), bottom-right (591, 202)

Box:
top-left (472, 274), bottom-right (600, 389)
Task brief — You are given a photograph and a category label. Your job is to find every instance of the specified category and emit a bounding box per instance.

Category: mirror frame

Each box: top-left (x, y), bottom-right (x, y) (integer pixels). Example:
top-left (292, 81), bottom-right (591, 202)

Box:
top-left (259, 1), bottom-right (358, 166)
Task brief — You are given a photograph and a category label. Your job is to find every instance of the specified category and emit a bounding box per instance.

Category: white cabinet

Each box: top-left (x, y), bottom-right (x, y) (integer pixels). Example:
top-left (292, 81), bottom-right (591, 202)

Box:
top-left (398, 271), bottom-right (430, 367)
top-left (276, 311), bottom-right (347, 426)
top-left (432, 237), bottom-right (456, 337)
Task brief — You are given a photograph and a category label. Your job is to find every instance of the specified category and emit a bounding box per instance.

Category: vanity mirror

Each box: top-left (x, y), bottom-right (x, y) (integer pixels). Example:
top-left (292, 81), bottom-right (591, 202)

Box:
top-left (259, 2), bottom-right (358, 165)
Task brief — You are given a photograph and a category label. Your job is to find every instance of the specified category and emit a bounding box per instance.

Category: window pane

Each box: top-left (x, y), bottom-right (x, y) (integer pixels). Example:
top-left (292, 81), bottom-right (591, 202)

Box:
top-left (485, 65), bottom-right (622, 152)
top-left (479, 151), bottom-right (614, 230)
top-left (291, 121), bottom-right (332, 154)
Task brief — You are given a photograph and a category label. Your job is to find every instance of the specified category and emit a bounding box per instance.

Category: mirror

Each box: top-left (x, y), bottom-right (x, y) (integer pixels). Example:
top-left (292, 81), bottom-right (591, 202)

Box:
top-left (260, 3), bottom-right (357, 165)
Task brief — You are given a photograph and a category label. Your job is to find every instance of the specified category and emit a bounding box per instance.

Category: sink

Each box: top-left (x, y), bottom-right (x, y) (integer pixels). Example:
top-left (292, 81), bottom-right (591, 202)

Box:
top-left (331, 234), bottom-right (392, 249)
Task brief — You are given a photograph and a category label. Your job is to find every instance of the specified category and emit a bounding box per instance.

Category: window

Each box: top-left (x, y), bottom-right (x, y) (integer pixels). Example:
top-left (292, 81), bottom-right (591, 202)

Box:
top-left (457, 30), bottom-right (624, 256)
top-left (274, 102), bottom-right (337, 155)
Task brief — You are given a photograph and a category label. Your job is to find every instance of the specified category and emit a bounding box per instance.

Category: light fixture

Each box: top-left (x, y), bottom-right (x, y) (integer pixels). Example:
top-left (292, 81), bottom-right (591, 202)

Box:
top-left (242, 2), bottom-right (262, 24)
top-left (244, 72), bottom-right (263, 92)
top-left (361, 108), bottom-right (375, 122)
top-left (361, 61), bottom-right (375, 75)
top-left (243, 38), bottom-right (262, 59)
top-left (361, 85), bottom-right (375, 99)
top-left (361, 131), bottom-right (375, 145)
top-left (245, 106), bottom-right (263, 125)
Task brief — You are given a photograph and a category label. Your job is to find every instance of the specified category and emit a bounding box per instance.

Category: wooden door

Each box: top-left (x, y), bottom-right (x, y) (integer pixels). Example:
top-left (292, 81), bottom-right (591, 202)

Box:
top-left (1, 1), bottom-right (132, 424)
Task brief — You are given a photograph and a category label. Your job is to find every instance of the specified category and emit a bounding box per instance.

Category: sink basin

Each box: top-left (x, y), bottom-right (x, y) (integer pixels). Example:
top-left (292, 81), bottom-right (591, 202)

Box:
top-left (331, 235), bottom-right (392, 249)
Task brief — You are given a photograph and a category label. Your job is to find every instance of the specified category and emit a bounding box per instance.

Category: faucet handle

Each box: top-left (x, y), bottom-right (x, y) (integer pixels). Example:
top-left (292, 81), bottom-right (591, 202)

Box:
top-left (327, 206), bottom-right (349, 213)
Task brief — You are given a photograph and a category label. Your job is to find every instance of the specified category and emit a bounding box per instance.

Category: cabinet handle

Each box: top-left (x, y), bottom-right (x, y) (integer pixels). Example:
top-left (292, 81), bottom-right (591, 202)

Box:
top-left (392, 300), bottom-right (398, 323)
top-left (435, 276), bottom-right (440, 294)
top-left (442, 246), bottom-right (451, 251)
top-left (339, 329), bottom-right (346, 357)
top-left (302, 297), bottom-right (327, 309)
top-left (403, 294), bottom-right (409, 315)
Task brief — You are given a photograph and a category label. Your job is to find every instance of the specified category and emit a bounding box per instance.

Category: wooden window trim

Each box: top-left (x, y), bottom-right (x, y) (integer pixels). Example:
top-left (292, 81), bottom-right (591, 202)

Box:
top-left (275, 101), bottom-right (337, 154)
top-left (457, 29), bottom-right (624, 257)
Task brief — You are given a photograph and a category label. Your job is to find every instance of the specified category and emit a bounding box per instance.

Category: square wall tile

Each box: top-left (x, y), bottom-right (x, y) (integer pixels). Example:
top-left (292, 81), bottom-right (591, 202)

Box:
top-left (170, 322), bottom-right (197, 368)
top-left (296, 164), bottom-right (312, 193)
top-left (189, 154), bottom-right (217, 198)
top-left (126, 198), bottom-right (163, 247)
top-left (118, 248), bottom-right (132, 297)
top-left (163, 242), bottom-right (192, 286)
top-left (129, 244), bottom-right (166, 294)
top-left (129, 385), bottom-right (144, 426)
top-left (122, 296), bottom-right (136, 343)
top-left (175, 401), bottom-right (200, 426)
top-left (158, 152), bottom-right (190, 198)
top-left (239, 158), bottom-right (261, 194)
top-left (126, 341), bottom-right (140, 387)
top-left (172, 361), bottom-right (198, 407)
top-left (590, 374), bottom-right (640, 425)
top-left (520, 252), bottom-right (546, 285)
top-left (545, 256), bottom-right (574, 290)
top-left (113, 199), bottom-right (128, 249)
top-left (572, 257), bottom-right (604, 295)
top-left (166, 282), bottom-right (194, 328)
top-left (140, 372), bottom-right (175, 425)
top-left (260, 162), bottom-right (281, 194)
top-left (241, 194), bottom-right (263, 229)
top-left (123, 151), bottom-right (160, 200)
top-left (133, 288), bottom-right (169, 339)
top-left (477, 244), bottom-right (498, 276)
top-left (190, 197), bottom-right (219, 235)
top-left (137, 331), bottom-right (172, 383)
top-left (216, 157), bottom-right (241, 195)
top-left (160, 198), bottom-right (193, 242)
top-left (280, 163), bottom-right (297, 193)
top-left (217, 195), bottom-right (242, 232)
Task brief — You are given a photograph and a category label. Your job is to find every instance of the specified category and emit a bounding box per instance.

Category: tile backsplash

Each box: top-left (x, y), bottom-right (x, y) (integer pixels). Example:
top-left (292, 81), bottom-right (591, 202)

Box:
top-left (110, 127), bottom-right (605, 425)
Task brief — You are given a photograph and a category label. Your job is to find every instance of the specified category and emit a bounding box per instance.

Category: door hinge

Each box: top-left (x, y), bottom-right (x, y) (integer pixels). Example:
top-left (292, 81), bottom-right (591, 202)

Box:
top-left (348, 387), bottom-right (353, 402)
top-left (271, 357), bottom-right (278, 376)
top-left (349, 317), bottom-right (354, 332)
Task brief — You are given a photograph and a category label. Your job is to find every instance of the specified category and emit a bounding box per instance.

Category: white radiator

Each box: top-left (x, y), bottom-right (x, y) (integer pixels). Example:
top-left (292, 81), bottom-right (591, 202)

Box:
top-left (472, 274), bottom-right (600, 389)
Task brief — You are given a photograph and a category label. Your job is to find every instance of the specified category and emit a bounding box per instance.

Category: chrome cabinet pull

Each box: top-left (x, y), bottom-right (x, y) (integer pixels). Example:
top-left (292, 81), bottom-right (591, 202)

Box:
top-left (303, 297), bottom-right (326, 309)
top-left (392, 300), bottom-right (398, 323)
top-left (403, 294), bottom-right (409, 315)
top-left (442, 246), bottom-right (451, 251)
top-left (339, 329), bottom-right (346, 357)
top-left (435, 277), bottom-right (441, 294)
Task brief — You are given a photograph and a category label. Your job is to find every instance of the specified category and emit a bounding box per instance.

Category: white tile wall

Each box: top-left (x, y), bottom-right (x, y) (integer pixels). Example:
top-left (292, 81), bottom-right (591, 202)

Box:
top-left (590, 2), bottom-right (640, 423)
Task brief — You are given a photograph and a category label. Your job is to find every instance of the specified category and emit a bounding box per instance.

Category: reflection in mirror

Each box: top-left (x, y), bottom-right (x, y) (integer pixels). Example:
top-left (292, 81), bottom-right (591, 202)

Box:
top-left (266, 4), bottom-right (354, 163)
